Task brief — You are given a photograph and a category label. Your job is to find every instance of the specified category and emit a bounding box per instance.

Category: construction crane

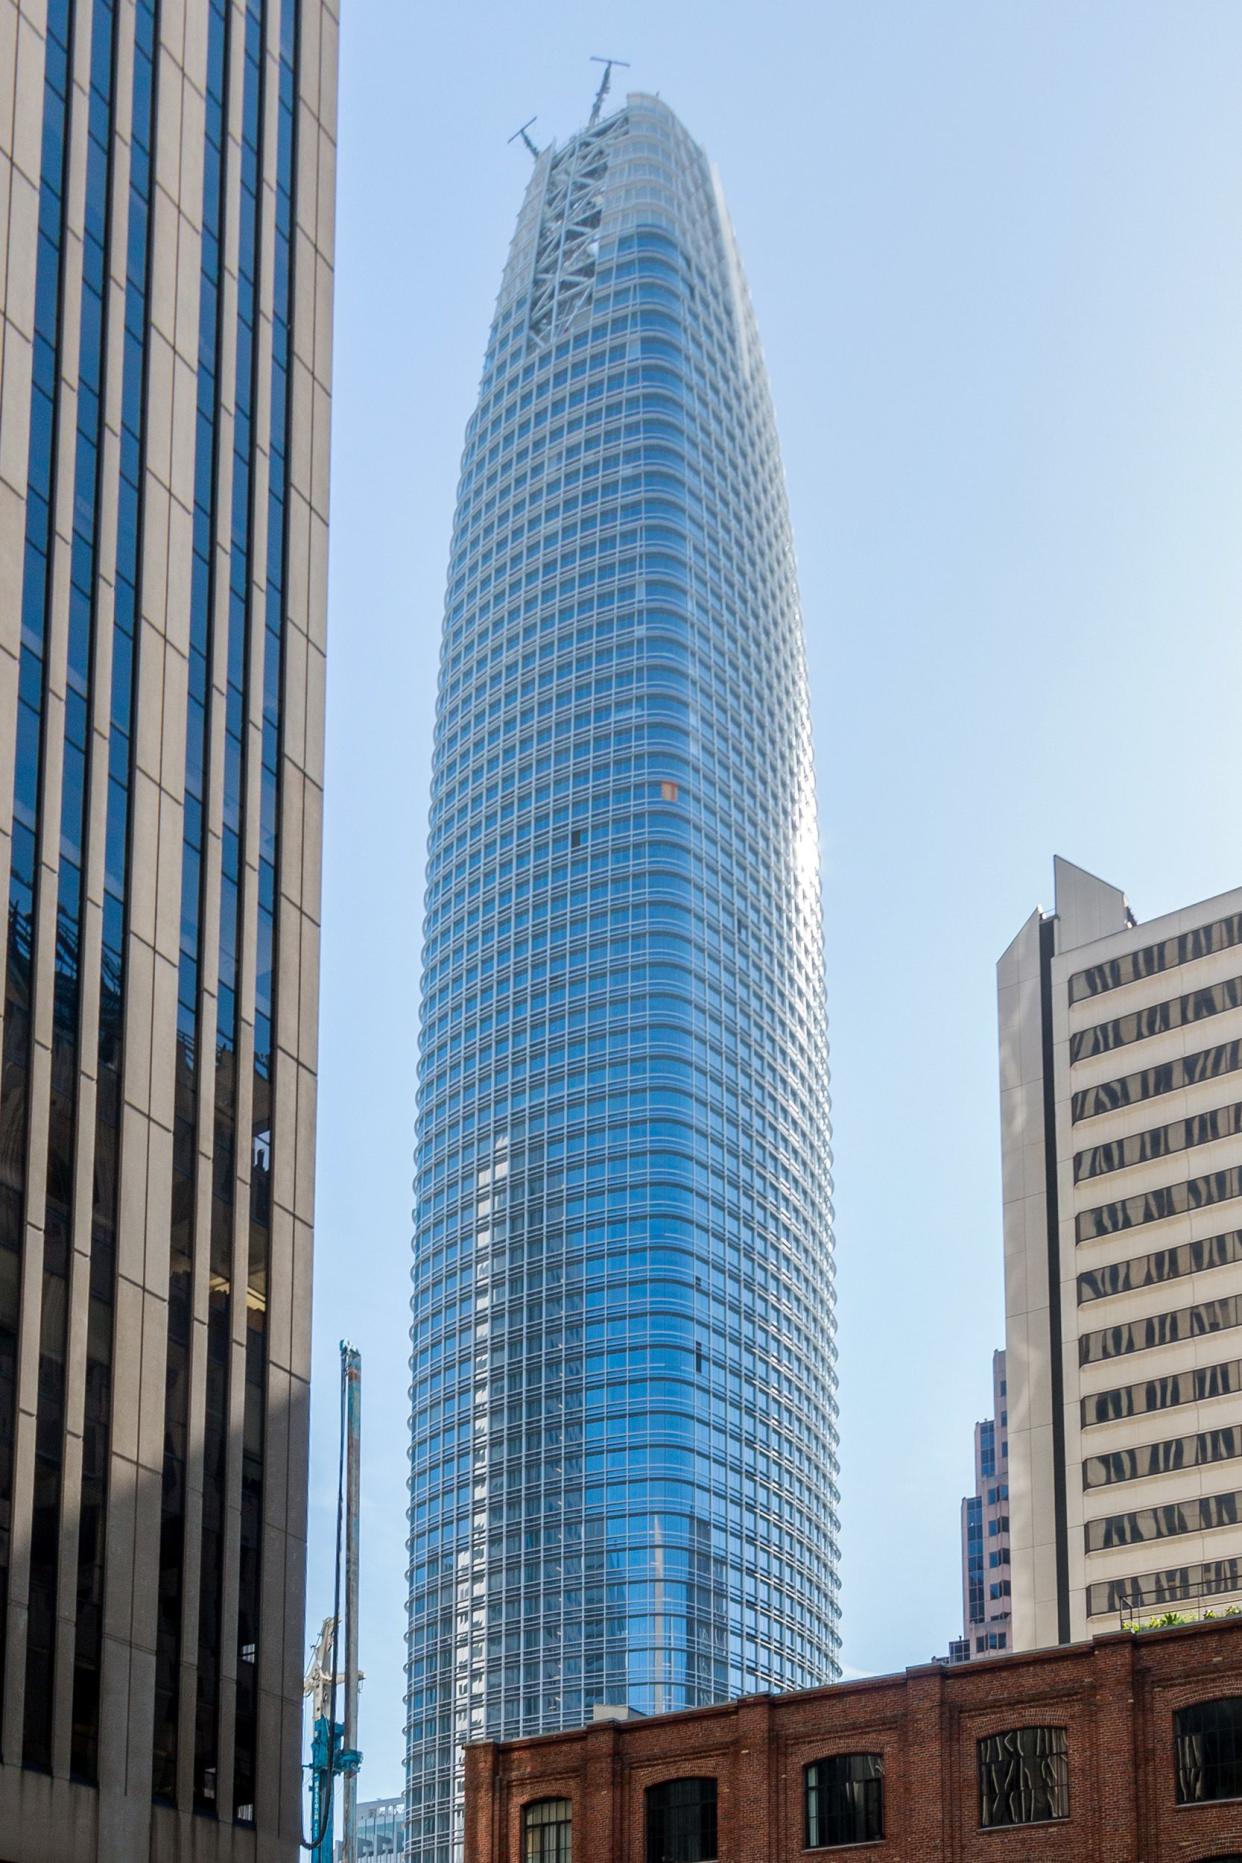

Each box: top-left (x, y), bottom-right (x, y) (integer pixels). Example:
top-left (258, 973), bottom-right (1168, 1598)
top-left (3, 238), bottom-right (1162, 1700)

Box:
top-left (303, 1343), bottom-right (364, 1861)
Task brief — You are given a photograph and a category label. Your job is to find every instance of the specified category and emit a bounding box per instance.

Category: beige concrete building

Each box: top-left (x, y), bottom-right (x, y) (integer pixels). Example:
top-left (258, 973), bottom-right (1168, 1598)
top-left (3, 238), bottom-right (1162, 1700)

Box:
top-left (1000, 858), bottom-right (1242, 1652)
top-left (0, 0), bottom-right (335, 1854)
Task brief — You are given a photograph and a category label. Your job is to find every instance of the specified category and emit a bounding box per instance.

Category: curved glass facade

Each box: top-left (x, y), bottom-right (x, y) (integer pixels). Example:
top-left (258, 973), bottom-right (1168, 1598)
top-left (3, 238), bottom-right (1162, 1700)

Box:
top-left (406, 93), bottom-right (840, 1862)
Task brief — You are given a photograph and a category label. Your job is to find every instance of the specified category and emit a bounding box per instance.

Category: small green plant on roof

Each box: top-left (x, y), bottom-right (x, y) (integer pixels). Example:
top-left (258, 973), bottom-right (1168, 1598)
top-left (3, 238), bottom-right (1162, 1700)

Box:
top-left (1125, 1606), bottom-right (1242, 1632)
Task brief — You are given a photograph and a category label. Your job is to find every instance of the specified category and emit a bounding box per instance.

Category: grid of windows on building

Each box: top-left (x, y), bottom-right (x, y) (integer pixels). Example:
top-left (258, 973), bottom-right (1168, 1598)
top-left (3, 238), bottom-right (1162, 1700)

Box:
top-left (406, 88), bottom-right (840, 1863)
top-left (1001, 864), bottom-right (1242, 1651)
top-left (949, 1350), bottom-right (1010, 1660)
top-left (0, 0), bottom-right (334, 1853)
top-left (336, 1796), bottom-right (408, 1859)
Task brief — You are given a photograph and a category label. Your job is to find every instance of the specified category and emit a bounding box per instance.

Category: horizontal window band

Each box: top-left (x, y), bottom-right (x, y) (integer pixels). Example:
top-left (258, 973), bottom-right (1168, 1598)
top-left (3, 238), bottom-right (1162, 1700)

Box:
top-left (1082, 1355), bottom-right (1242, 1428)
top-left (1069, 908), bottom-right (1242, 1007)
top-left (1085, 1482), bottom-right (1242, 1553)
top-left (1078, 1226), bottom-right (1242, 1305)
top-left (1080, 1293), bottom-right (1241, 1366)
top-left (1072, 1036), bottom-right (1242, 1125)
top-left (1084, 1422), bottom-right (1242, 1489)
top-left (1072, 973), bottom-right (1242, 1067)
top-left (1086, 1555), bottom-right (1242, 1618)
top-left (1074, 1099), bottom-right (1242, 1184)
top-left (1076, 1165), bottom-right (1242, 1243)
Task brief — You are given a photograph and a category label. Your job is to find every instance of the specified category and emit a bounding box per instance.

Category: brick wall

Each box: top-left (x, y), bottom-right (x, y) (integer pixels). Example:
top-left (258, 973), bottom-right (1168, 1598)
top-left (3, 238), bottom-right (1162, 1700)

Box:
top-left (464, 1619), bottom-right (1242, 1860)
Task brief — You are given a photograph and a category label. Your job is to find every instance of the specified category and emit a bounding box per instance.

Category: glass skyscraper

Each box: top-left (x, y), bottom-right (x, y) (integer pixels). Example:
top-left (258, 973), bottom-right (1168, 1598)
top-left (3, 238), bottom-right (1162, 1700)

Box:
top-left (406, 90), bottom-right (840, 1862)
top-left (0, 0), bottom-right (335, 1854)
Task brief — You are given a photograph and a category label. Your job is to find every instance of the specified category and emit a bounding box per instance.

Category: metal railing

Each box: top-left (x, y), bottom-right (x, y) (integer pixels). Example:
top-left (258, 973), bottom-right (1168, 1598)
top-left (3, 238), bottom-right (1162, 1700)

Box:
top-left (1117, 1573), bottom-right (1242, 1630)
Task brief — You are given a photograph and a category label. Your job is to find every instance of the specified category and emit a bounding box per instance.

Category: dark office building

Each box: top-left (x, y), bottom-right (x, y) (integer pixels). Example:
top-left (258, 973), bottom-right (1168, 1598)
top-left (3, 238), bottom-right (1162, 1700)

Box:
top-left (0, 0), bottom-right (335, 1853)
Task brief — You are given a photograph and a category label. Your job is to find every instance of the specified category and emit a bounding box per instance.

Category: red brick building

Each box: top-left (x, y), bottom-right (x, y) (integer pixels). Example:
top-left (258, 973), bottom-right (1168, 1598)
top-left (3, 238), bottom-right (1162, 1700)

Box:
top-left (464, 1619), bottom-right (1242, 1860)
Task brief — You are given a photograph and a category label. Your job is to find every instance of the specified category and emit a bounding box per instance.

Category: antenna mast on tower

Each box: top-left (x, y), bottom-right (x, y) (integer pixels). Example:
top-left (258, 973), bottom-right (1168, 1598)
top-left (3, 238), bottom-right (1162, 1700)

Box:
top-left (588, 55), bottom-right (630, 127)
top-left (508, 116), bottom-right (540, 161)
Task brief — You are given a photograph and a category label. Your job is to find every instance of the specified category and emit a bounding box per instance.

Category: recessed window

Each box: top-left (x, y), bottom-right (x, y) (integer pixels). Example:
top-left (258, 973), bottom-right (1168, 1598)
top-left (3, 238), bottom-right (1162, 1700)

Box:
top-left (978, 1726), bottom-right (1069, 1827)
top-left (645, 1777), bottom-right (716, 1862)
top-left (1175, 1697), bottom-right (1242, 1805)
top-left (805, 1752), bottom-right (883, 1847)
top-left (524, 1797), bottom-right (572, 1862)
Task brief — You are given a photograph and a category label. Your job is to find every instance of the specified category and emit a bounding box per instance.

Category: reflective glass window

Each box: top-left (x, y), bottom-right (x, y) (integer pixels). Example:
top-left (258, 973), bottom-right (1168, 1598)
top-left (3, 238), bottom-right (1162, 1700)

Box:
top-left (1086, 1486), bottom-right (1241, 1552)
top-left (523, 1797), bottom-right (572, 1862)
top-left (1174, 1698), bottom-right (1242, 1805)
top-left (977, 1727), bottom-right (1069, 1828)
top-left (805, 1753), bottom-right (883, 1847)
top-left (645, 1778), bottom-right (717, 1863)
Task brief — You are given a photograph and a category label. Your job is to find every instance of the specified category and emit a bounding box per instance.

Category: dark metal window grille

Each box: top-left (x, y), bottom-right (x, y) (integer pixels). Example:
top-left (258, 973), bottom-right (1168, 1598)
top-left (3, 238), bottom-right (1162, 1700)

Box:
top-left (978, 1726), bottom-right (1069, 1827)
top-left (1174, 1697), bottom-right (1242, 1804)
top-left (645, 1777), bottom-right (717, 1863)
top-left (524, 1797), bottom-right (572, 1863)
top-left (805, 1753), bottom-right (884, 1847)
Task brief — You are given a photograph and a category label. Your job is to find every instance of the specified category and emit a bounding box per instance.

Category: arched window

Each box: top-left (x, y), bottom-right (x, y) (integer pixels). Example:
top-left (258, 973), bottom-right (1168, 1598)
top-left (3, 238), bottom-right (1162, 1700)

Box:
top-left (645, 1777), bottom-right (717, 1863)
top-left (978, 1726), bottom-right (1069, 1827)
top-left (523, 1797), bottom-right (573, 1863)
top-left (805, 1753), bottom-right (884, 1847)
top-left (1175, 1697), bottom-right (1242, 1804)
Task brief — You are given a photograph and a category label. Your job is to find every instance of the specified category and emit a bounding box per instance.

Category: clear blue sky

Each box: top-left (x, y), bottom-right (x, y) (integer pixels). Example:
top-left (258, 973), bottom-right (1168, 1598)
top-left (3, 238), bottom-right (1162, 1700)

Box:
top-left (311, 0), bottom-right (1242, 1799)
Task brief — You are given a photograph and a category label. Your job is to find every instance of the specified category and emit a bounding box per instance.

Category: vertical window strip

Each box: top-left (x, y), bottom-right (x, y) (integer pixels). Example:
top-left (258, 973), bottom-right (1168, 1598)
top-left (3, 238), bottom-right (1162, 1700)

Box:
top-left (69, 0), bottom-right (160, 1785)
top-left (23, 0), bottom-right (118, 1775)
top-left (193, 0), bottom-right (266, 1813)
top-left (151, 0), bottom-right (230, 1804)
top-left (0, 0), bottom-right (75, 1748)
top-left (231, 0), bottom-right (298, 1821)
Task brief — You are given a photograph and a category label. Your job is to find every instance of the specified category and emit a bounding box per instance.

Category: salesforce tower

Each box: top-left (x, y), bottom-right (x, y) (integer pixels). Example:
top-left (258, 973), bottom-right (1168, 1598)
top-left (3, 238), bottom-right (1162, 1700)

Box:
top-left (406, 87), bottom-right (840, 1861)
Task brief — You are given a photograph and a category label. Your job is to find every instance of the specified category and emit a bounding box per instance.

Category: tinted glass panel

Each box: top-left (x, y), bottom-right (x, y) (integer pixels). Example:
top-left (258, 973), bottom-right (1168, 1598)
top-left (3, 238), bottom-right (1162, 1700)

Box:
top-left (1079, 1293), bottom-right (1241, 1366)
top-left (1074, 1100), bottom-right (1242, 1184)
top-left (1085, 1485), bottom-right (1241, 1552)
top-left (978, 1727), bottom-right (1068, 1827)
top-left (1087, 1556), bottom-right (1242, 1619)
top-left (1073, 1037), bottom-right (1242, 1123)
top-left (1078, 1229), bottom-right (1242, 1305)
top-left (1175, 1698), bottom-right (1242, 1805)
top-left (646, 1778), bottom-right (717, 1863)
top-left (1068, 911), bottom-right (1242, 1004)
top-left (1072, 974), bottom-right (1242, 1064)
top-left (805, 1753), bottom-right (883, 1847)
top-left (524, 1798), bottom-right (572, 1863)
top-left (1084, 1423), bottom-right (1242, 1489)
top-left (1077, 1166), bottom-right (1242, 1243)
top-left (1083, 1356), bottom-right (1242, 1427)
